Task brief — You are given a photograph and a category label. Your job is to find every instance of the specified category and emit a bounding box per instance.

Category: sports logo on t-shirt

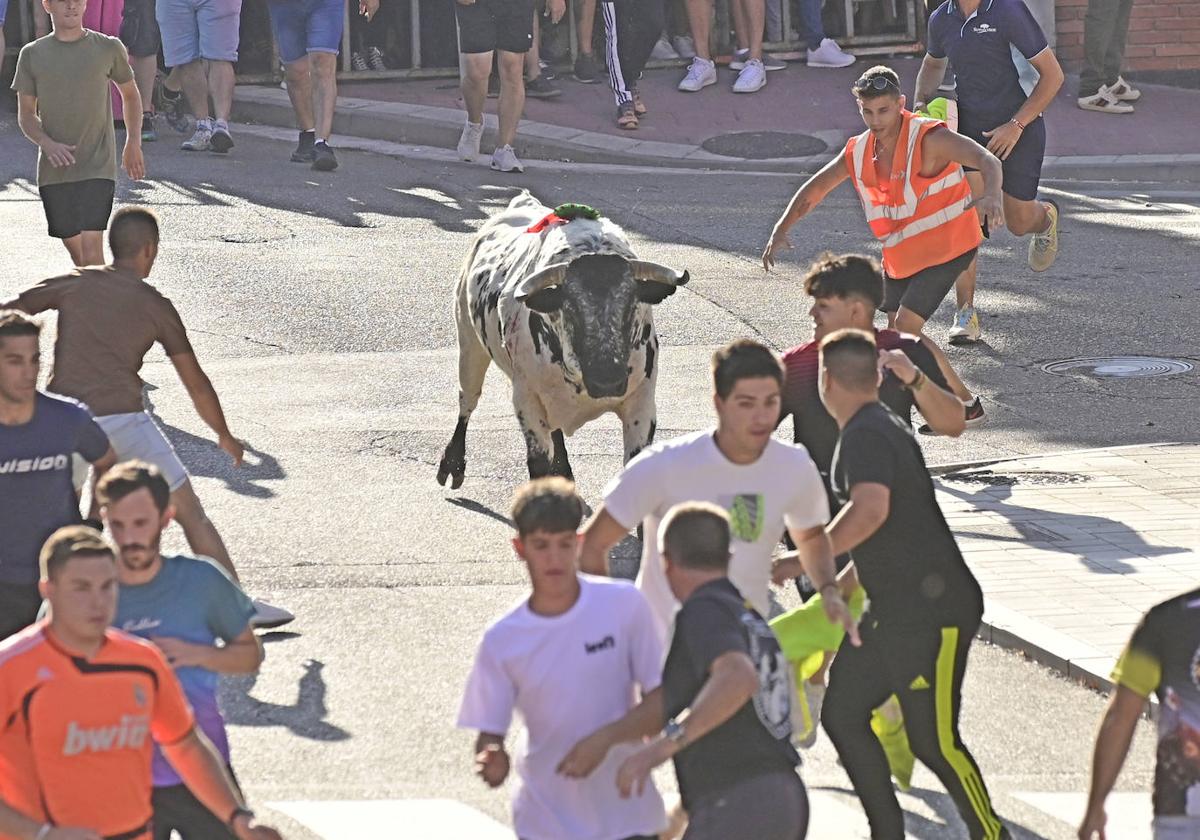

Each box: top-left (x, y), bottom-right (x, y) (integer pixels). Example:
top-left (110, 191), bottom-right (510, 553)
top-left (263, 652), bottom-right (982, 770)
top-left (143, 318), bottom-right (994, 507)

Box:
top-left (726, 494), bottom-right (765, 543)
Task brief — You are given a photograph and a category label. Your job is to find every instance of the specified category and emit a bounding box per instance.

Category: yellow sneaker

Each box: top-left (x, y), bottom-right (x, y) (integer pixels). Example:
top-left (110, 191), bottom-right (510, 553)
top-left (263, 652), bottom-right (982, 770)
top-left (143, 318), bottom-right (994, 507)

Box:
top-left (1028, 198), bottom-right (1060, 272)
top-left (871, 699), bottom-right (915, 791)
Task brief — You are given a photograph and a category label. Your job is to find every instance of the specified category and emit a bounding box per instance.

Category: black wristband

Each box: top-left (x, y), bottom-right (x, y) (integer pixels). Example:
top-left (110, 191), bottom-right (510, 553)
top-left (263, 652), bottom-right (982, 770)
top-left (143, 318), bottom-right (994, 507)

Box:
top-left (228, 807), bottom-right (254, 830)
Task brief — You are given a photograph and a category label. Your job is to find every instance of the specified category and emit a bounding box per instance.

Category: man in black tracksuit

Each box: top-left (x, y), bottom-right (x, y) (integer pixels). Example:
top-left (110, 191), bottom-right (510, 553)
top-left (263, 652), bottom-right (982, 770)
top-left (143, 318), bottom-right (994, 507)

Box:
top-left (816, 327), bottom-right (1009, 840)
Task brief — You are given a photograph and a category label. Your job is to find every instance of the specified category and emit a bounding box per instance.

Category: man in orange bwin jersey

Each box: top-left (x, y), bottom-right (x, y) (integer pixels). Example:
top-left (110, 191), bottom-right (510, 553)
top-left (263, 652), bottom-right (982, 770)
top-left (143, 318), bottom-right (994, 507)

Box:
top-left (0, 526), bottom-right (283, 840)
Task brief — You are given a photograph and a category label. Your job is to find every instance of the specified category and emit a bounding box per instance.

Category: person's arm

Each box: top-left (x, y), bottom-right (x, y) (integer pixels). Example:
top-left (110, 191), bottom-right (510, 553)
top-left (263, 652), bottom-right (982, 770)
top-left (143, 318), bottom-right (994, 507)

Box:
top-left (473, 732), bottom-right (510, 788)
top-left (151, 626), bottom-right (263, 675)
top-left (85, 445), bottom-right (117, 522)
top-left (0, 801), bottom-right (100, 840)
top-left (878, 349), bottom-right (964, 437)
top-left (912, 53), bottom-right (949, 114)
top-left (160, 728), bottom-right (283, 840)
top-left (578, 506), bottom-right (632, 576)
top-left (1078, 685), bottom-right (1146, 840)
top-left (922, 127), bottom-right (1005, 230)
top-left (116, 78), bottom-right (145, 181)
top-left (787, 524), bottom-right (859, 645)
top-left (170, 352), bottom-right (244, 465)
top-left (827, 483), bottom-right (889, 557)
top-left (16, 94), bottom-right (77, 169)
top-left (981, 46), bottom-right (1062, 162)
top-left (615, 651), bottom-right (759, 797)
top-left (557, 686), bottom-right (664, 778)
top-left (763, 154), bottom-right (852, 271)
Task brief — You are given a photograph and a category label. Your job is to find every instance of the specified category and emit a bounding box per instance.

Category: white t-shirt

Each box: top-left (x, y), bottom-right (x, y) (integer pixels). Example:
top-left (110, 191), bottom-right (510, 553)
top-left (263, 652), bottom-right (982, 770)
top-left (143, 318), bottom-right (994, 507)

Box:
top-left (456, 575), bottom-right (667, 840)
top-left (604, 429), bottom-right (830, 641)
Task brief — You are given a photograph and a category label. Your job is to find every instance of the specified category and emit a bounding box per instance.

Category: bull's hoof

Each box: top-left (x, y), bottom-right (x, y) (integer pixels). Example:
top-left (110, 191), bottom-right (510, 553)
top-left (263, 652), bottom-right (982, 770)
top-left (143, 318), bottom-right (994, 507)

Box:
top-left (437, 455), bottom-right (466, 488)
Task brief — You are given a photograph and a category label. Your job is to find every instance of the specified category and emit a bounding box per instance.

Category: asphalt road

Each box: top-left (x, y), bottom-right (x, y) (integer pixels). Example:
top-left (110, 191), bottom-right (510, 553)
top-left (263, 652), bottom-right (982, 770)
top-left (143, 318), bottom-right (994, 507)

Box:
top-left (2, 114), bottom-right (1197, 839)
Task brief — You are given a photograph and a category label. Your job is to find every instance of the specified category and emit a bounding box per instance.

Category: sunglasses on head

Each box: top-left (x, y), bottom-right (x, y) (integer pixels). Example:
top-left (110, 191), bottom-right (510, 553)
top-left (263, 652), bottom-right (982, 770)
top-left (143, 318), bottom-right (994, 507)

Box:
top-left (855, 76), bottom-right (900, 94)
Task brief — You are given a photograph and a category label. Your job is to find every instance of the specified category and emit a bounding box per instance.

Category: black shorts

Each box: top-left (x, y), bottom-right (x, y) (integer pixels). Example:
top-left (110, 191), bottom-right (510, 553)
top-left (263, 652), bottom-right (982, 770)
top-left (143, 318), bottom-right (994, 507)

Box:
top-left (961, 116), bottom-right (1046, 202)
top-left (39, 178), bottom-right (115, 240)
top-left (881, 247), bottom-right (977, 321)
top-left (0, 583), bottom-right (42, 641)
top-left (455, 0), bottom-right (535, 54)
top-left (120, 0), bottom-right (162, 58)
top-left (152, 766), bottom-right (241, 840)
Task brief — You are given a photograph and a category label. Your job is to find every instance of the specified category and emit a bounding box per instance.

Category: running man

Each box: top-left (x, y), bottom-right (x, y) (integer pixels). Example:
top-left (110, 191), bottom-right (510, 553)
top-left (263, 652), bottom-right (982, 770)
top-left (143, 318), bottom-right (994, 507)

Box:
top-left (458, 478), bottom-right (668, 840)
top-left (1079, 586), bottom-right (1200, 840)
top-left (578, 339), bottom-right (853, 644)
top-left (1, 208), bottom-right (293, 629)
top-left (101, 461), bottom-right (263, 840)
top-left (0, 526), bottom-right (283, 840)
top-left (816, 328), bottom-right (1007, 840)
top-left (0, 311), bottom-right (115, 641)
top-left (914, 0), bottom-right (1064, 342)
top-left (12, 0), bottom-right (145, 267)
top-left (763, 65), bottom-right (1000, 414)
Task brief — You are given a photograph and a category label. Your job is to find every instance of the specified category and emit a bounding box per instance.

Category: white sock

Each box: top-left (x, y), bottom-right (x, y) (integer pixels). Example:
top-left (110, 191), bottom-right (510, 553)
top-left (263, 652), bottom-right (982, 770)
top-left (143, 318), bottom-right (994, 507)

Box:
top-left (197, 117), bottom-right (213, 130)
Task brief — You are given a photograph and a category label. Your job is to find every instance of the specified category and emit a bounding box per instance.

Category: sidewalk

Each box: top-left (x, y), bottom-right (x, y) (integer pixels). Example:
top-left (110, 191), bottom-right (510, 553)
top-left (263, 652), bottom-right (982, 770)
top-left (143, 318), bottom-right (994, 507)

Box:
top-left (935, 443), bottom-right (1200, 695)
top-left (233, 57), bottom-right (1200, 179)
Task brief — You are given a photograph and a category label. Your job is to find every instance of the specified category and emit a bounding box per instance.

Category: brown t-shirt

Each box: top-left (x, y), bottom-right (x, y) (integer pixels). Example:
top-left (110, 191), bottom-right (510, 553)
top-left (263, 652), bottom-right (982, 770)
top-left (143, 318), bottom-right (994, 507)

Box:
top-left (5, 266), bottom-right (193, 416)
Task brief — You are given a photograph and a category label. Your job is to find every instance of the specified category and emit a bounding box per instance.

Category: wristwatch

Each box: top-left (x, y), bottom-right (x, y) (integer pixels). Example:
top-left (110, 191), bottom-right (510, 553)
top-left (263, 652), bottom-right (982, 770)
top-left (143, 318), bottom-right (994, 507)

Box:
top-left (663, 718), bottom-right (687, 745)
top-left (227, 807), bottom-right (255, 830)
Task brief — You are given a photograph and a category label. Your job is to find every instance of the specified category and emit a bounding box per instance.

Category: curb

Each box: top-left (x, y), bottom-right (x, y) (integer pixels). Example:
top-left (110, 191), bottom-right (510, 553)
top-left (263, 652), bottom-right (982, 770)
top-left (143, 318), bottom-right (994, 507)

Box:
top-left (233, 86), bottom-right (1200, 182)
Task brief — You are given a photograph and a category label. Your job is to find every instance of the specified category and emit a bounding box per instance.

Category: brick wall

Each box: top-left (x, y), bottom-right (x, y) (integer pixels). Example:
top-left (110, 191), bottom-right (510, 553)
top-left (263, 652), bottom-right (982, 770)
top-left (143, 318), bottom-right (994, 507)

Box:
top-left (1055, 0), bottom-right (1200, 72)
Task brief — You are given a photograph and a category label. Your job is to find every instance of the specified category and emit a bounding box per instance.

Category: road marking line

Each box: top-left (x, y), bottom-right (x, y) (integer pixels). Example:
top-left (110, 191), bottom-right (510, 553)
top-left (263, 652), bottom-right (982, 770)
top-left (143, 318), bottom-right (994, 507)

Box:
top-left (267, 799), bottom-right (515, 839)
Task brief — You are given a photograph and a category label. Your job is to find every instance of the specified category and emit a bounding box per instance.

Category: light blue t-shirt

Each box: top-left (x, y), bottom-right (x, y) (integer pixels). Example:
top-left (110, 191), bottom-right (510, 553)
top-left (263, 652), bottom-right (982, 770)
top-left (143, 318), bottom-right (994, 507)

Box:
top-left (114, 554), bottom-right (255, 786)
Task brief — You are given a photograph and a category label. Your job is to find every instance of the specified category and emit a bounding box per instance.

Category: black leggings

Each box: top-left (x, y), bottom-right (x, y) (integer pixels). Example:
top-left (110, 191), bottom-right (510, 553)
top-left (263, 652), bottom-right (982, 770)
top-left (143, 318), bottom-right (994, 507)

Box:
top-left (822, 617), bottom-right (1007, 840)
top-left (599, 0), bottom-right (666, 106)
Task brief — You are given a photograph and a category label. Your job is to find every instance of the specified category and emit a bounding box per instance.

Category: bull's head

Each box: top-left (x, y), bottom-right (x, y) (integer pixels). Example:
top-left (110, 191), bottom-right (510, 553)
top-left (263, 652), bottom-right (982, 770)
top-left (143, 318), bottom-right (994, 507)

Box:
top-left (515, 254), bottom-right (689, 399)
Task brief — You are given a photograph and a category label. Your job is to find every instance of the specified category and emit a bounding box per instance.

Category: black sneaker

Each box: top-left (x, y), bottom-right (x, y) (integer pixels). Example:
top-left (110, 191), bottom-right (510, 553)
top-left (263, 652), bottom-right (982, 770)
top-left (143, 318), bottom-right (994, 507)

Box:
top-left (919, 396), bottom-right (985, 435)
top-left (525, 75), bottom-right (562, 99)
top-left (291, 131), bottom-right (316, 162)
top-left (312, 140), bottom-right (338, 171)
top-left (574, 51), bottom-right (600, 84)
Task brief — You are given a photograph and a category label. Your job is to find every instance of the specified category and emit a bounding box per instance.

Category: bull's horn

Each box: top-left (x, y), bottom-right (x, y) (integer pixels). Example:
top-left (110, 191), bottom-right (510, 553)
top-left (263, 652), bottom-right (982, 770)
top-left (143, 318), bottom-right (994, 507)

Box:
top-left (514, 263), bottom-right (571, 301)
top-left (630, 261), bottom-right (690, 286)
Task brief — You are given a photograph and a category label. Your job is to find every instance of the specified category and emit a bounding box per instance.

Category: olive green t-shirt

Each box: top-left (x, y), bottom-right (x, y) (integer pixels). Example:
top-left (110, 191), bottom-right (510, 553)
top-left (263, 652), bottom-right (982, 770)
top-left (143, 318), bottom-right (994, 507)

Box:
top-left (11, 31), bottom-right (134, 187)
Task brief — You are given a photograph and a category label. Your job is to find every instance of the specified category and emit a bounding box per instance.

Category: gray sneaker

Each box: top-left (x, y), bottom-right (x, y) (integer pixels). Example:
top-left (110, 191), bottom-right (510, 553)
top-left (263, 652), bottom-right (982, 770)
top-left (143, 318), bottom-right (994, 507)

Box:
top-left (491, 144), bottom-right (525, 173)
top-left (731, 49), bottom-right (787, 71)
top-left (181, 123), bottom-right (212, 151)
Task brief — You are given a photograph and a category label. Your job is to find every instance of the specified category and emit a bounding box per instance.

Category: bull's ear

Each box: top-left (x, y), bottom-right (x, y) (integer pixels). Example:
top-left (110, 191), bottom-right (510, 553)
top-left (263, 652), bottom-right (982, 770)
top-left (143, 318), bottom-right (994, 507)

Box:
top-left (635, 281), bottom-right (680, 305)
top-left (523, 286), bottom-right (565, 313)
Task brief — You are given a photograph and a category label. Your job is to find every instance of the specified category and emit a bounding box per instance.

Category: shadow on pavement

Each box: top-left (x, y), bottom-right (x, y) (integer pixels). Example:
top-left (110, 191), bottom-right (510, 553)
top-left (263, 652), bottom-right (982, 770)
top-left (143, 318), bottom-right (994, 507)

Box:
top-left (220, 659), bottom-right (350, 742)
top-left (900, 786), bottom-right (1052, 840)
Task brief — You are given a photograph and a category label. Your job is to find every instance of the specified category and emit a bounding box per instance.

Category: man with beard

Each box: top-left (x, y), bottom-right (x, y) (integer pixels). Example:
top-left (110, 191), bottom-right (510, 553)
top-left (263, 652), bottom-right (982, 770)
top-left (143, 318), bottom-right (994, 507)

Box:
top-left (98, 460), bottom-right (263, 840)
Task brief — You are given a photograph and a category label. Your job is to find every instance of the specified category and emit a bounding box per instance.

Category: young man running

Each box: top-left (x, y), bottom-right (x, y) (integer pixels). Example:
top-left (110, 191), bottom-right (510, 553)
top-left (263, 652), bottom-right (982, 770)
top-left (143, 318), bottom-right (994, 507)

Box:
top-left (763, 65), bottom-right (1000, 413)
top-left (817, 328), bottom-right (1007, 840)
top-left (12, 0), bottom-right (145, 267)
top-left (578, 339), bottom-right (853, 644)
top-left (1, 208), bottom-right (293, 629)
top-left (458, 477), bottom-right (668, 840)
top-left (915, 0), bottom-right (1065, 341)
top-left (0, 526), bottom-right (283, 840)
top-left (101, 461), bottom-right (263, 840)
top-left (0, 311), bottom-right (116, 641)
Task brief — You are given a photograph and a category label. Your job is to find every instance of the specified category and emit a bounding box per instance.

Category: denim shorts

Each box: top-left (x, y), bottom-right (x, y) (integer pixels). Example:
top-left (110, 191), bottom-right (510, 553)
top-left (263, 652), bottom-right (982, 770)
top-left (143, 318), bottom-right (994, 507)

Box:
top-left (268, 0), bottom-right (345, 64)
top-left (156, 0), bottom-right (242, 65)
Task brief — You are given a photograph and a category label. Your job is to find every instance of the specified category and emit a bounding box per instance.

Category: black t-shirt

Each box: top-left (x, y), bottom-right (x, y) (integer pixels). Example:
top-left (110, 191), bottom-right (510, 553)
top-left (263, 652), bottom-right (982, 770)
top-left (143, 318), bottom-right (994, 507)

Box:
top-left (661, 578), bottom-right (798, 808)
top-left (831, 402), bottom-right (983, 628)
top-left (781, 328), bottom-right (949, 511)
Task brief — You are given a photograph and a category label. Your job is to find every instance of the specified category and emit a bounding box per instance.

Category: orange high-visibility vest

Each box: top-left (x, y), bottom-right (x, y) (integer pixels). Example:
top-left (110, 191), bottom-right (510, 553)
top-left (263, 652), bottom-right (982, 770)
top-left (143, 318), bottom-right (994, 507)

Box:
top-left (843, 111), bottom-right (981, 280)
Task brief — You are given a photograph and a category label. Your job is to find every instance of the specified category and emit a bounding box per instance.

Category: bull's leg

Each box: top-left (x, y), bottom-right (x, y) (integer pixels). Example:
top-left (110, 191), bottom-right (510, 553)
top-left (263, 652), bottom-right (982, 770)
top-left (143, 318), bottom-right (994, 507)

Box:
top-left (514, 387), bottom-right (554, 479)
top-left (617, 381), bottom-right (658, 463)
top-left (549, 430), bottom-right (574, 480)
top-left (437, 320), bottom-right (492, 489)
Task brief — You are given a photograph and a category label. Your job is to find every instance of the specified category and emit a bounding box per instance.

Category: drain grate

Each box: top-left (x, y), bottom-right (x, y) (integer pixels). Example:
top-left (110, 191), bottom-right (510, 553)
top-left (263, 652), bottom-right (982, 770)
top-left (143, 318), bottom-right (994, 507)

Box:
top-left (700, 131), bottom-right (828, 160)
top-left (1042, 356), bottom-right (1193, 378)
top-left (941, 469), bottom-right (1090, 487)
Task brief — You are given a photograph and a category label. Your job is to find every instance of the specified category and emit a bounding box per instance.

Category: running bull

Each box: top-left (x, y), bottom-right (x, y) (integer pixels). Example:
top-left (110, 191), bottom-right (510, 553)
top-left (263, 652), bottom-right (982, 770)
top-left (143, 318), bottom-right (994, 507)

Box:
top-left (437, 192), bottom-right (689, 488)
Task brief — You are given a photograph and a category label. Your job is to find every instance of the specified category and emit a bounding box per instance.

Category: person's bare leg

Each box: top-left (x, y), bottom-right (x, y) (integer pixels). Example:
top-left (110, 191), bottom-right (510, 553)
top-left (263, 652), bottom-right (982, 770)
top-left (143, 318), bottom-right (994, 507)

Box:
top-left (179, 59), bottom-right (211, 119)
top-left (739, 0), bottom-right (764, 59)
top-left (731, 0), bottom-right (748, 50)
top-left (1004, 193), bottom-right (1050, 237)
top-left (955, 170), bottom-right (985, 310)
top-left (61, 235), bottom-right (86, 266)
top-left (310, 52), bottom-right (338, 139)
top-left (131, 54), bottom-right (158, 113)
top-left (496, 50), bottom-right (526, 147)
top-left (526, 13), bottom-right (541, 80)
top-left (685, 0), bottom-right (712, 59)
top-left (170, 480), bottom-right (238, 580)
top-left (207, 59), bottom-right (236, 122)
top-left (461, 51), bottom-right (492, 125)
top-left (78, 231), bottom-right (105, 266)
top-left (577, 0), bottom-right (597, 54)
top-left (284, 57), bottom-right (316, 131)
top-left (164, 65), bottom-right (183, 93)
top-left (894, 307), bottom-right (973, 401)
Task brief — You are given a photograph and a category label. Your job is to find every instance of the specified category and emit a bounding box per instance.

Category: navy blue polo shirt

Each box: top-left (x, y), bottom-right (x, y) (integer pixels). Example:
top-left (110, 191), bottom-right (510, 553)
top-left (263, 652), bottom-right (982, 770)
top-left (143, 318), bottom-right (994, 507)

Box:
top-left (927, 0), bottom-right (1048, 136)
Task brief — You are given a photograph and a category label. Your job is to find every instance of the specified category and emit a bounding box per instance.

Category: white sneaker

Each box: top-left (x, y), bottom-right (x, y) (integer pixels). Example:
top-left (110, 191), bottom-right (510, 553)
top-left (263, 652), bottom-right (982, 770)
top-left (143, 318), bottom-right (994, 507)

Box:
top-left (948, 304), bottom-right (982, 345)
top-left (457, 121), bottom-right (483, 161)
top-left (678, 57), bottom-right (716, 92)
top-left (491, 144), bottom-right (525, 173)
top-left (1077, 87), bottom-right (1134, 114)
top-left (806, 38), bottom-right (855, 68)
top-left (731, 49), bottom-right (788, 71)
top-left (181, 121), bottom-right (212, 151)
top-left (672, 35), bottom-right (697, 59)
top-left (650, 35), bottom-right (680, 61)
top-left (250, 598), bottom-right (295, 630)
top-left (1108, 75), bottom-right (1141, 101)
top-left (732, 59), bottom-right (767, 93)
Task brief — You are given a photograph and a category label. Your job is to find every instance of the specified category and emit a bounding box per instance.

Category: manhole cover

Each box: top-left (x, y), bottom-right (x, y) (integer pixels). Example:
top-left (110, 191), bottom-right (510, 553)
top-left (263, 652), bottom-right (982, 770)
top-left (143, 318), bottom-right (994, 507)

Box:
top-left (1042, 356), bottom-right (1193, 378)
top-left (700, 131), bottom-right (828, 160)
top-left (941, 469), bottom-right (1090, 487)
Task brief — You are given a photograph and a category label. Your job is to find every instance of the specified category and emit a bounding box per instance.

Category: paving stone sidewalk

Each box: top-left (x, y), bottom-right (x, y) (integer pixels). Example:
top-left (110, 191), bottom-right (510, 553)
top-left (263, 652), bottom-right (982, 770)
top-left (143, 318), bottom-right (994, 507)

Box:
top-left (936, 443), bottom-right (1200, 690)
